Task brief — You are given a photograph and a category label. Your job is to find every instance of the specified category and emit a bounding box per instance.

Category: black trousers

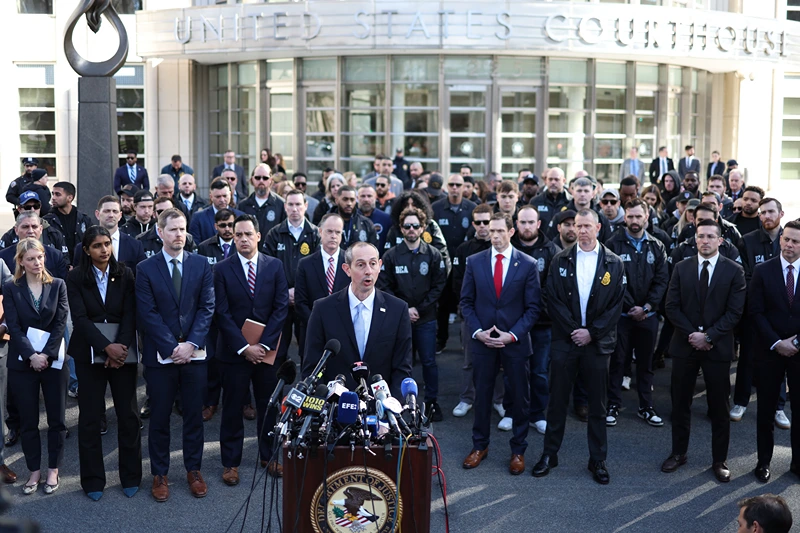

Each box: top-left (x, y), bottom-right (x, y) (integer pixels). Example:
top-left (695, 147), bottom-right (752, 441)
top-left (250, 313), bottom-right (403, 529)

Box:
top-left (608, 315), bottom-right (658, 409)
top-left (436, 274), bottom-right (456, 345)
top-left (75, 362), bottom-right (142, 493)
top-left (219, 360), bottom-right (279, 467)
top-left (756, 350), bottom-right (800, 465)
top-left (544, 345), bottom-right (609, 462)
top-left (733, 323), bottom-right (757, 407)
top-left (146, 363), bottom-right (206, 476)
top-left (277, 306), bottom-right (305, 365)
top-left (670, 353), bottom-right (730, 463)
top-left (6, 381), bottom-right (19, 432)
top-left (10, 364), bottom-right (68, 472)
top-left (205, 325), bottom-right (222, 407)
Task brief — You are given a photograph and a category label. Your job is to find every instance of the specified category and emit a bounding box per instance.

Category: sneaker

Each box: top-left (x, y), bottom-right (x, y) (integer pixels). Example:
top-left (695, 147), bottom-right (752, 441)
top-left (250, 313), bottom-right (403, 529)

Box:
top-left (426, 401), bottom-right (444, 422)
top-left (775, 410), bottom-right (791, 430)
top-left (638, 407), bottom-right (664, 427)
top-left (621, 376), bottom-right (631, 391)
top-left (452, 402), bottom-right (472, 417)
top-left (729, 405), bottom-right (746, 422)
top-left (68, 388), bottom-right (78, 399)
top-left (493, 403), bottom-right (506, 418)
top-left (497, 417), bottom-right (513, 431)
top-left (448, 313), bottom-right (456, 325)
top-left (531, 420), bottom-right (547, 435)
top-left (435, 342), bottom-right (445, 355)
top-left (606, 405), bottom-right (619, 427)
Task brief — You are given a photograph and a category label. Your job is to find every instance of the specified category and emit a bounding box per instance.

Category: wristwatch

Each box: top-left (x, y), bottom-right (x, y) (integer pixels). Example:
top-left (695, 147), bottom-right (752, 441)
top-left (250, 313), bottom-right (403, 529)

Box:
top-left (642, 304), bottom-right (651, 313)
top-left (704, 333), bottom-right (713, 345)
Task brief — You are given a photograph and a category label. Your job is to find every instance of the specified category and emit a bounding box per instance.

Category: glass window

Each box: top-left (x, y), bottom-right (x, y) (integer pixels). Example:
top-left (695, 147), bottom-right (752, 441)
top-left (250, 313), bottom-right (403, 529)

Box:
top-left (344, 57), bottom-right (386, 82)
top-left (549, 59), bottom-right (588, 84)
top-left (443, 57), bottom-right (492, 80)
top-left (302, 59), bottom-right (336, 81)
top-left (115, 65), bottom-right (146, 167)
top-left (636, 64), bottom-right (659, 85)
top-left (448, 87), bottom-right (487, 177)
top-left (391, 74), bottom-right (439, 165)
top-left (669, 67), bottom-right (683, 87)
top-left (496, 57), bottom-right (543, 80)
top-left (267, 60), bottom-right (293, 82)
top-left (596, 89), bottom-right (626, 110)
top-left (17, 63), bottom-right (56, 176)
top-left (305, 89), bottom-right (336, 180)
top-left (17, 1), bottom-right (52, 14)
top-left (499, 89), bottom-right (538, 178)
top-left (549, 87), bottom-right (587, 109)
top-left (342, 79), bottom-right (385, 170)
top-left (209, 65), bottom-right (229, 171)
top-left (596, 62), bottom-right (627, 86)
top-left (392, 56), bottom-right (438, 82)
top-left (111, 0), bottom-right (142, 14)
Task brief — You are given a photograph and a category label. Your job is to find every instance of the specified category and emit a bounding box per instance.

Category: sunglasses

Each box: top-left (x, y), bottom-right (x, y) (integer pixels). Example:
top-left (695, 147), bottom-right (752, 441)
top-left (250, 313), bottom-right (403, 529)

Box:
top-left (733, 207), bottom-right (742, 212)
top-left (375, 183), bottom-right (388, 188)
top-left (448, 183), bottom-right (463, 188)
top-left (601, 199), bottom-right (618, 205)
top-left (402, 223), bottom-right (421, 230)
top-left (295, 182), bottom-right (307, 187)
top-left (473, 220), bottom-right (490, 226)
top-left (126, 156), bottom-right (136, 160)
top-left (252, 176), bottom-right (269, 181)
top-left (217, 222), bottom-right (234, 229)
top-left (21, 204), bottom-right (40, 211)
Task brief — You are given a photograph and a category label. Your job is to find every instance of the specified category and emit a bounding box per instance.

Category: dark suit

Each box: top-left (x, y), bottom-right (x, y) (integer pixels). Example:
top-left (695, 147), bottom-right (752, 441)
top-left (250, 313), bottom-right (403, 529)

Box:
top-left (0, 244), bottom-right (67, 281)
top-left (72, 231), bottom-right (146, 274)
top-left (677, 156), bottom-right (700, 179)
top-left (303, 288), bottom-right (412, 399)
top-left (3, 278), bottom-right (69, 472)
top-left (66, 266), bottom-right (141, 494)
top-left (707, 161), bottom-right (725, 180)
top-left (749, 257), bottom-right (800, 466)
top-left (135, 251), bottom-right (214, 476)
top-left (460, 248), bottom-right (541, 455)
top-left (189, 206), bottom-right (245, 244)
top-left (648, 157), bottom-right (675, 183)
top-left (214, 253), bottom-right (288, 466)
top-left (665, 255), bottom-right (746, 463)
top-left (294, 250), bottom-right (349, 325)
top-left (177, 193), bottom-right (207, 222)
top-left (211, 164), bottom-right (248, 200)
top-left (113, 164), bottom-right (150, 194)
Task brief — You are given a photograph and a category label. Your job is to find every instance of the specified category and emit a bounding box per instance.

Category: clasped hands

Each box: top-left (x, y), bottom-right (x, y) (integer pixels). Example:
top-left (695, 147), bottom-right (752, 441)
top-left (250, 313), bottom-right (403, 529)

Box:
top-left (104, 343), bottom-right (129, 369)
top-left (243, 344), bottom-right (270, 365)
top-left (775, 335), bottom-right (798, 358)
top-left (571, 328), bottom-right (591, 347)
top-left (476, 326), bottom-right (515, 348)
top-left (688, 332), bottom-right (712, 351)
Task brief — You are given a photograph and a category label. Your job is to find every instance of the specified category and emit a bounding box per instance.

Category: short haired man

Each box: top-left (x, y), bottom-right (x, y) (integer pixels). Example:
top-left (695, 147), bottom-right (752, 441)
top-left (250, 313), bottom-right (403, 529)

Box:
top-left (495, 180), bottom-right (520, 221)
top-left (707, 151), bottom-right (723, 180)
top-left (372, 175), bottom-right (396, 213)
top-left (155, 174), bottom-right (191, 220)
top-left (599, 189), bottom-right (624, 232)
top-left (731, 185), bottom-right (765, 237)
top-left (736, 494), bottom-right (792, 533)
top-left (648, 146), bottom-right (674, 184)
top-left (6, 157), bottom-right (39, 212)
top-left (533, 168), bottom-right (570, 240)
top-left (177, 174), bottom-right (207, 221)
top-left (409, 162), bottom-right (424, 189)
top-left (708, 175), bottom-right (734, 219)
top-left (160, 155), bottom-right (194, 194)
top-left (363, 156), bottom-right (404, 196)
top-left (728, 169), bottom-right (745, 202)
top-left (565, 177), bottom-right (612, 242)
top-left (119, 185), bottom-right (138, 221)
top-left (120, 191), bottom-right (157, 238)
top-left (44, 182), bottom-right (93, 257)
top-left (0, 211), bottom-right (68, 280)
top-left (334, 186), bottom-right (378, 250)
top-left (113, 151), bottom-right (150, 194)
top-left (4, 191), bottom-right (69, 263)
top-left (357, 184), bottom-right (392, 252)
top-left (73, 195), bottom-right (145, 272)
top-left (211, 150), bottom-right (248, 200)
top-left (189, 179), bottom-right (245, 243)
top-left (137, 197), bottom-right (199, 259)
top-left (237, 163), bottom-right (286, 246)
top-left (620, 147), bottom-right (645, 183)
top-left (678, 145), bottom-right (700, 179)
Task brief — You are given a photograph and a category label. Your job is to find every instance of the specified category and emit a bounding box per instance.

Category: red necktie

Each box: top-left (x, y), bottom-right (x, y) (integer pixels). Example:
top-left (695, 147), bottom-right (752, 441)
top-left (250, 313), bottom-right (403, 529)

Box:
top-left (494, 254), bottom-right (504, 299)
top-left (788, 265), bottom-right (795, 307)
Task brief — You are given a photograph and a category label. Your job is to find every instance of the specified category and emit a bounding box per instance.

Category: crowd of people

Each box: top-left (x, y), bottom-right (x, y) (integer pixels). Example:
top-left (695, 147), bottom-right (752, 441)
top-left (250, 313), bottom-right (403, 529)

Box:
top-left (0, 144), bottom-right (796, 516)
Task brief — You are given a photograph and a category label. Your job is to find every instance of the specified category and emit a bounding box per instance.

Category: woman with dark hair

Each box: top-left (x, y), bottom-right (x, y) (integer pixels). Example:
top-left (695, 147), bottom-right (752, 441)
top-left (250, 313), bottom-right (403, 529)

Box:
top-left (4, 238), bottom-right (69, 495)
top-left (641, 185), bottom-right (666, 224)
top-left (67, 226), bottom-right (140, 501)
top-left (475, 180), bottom-right (490, 203)
top-left (384, 190), bottom-right (450, 269)
top-left (659, 170), bottom-right (680, 206)
top-left (260, 148), bottom-right (276, 171)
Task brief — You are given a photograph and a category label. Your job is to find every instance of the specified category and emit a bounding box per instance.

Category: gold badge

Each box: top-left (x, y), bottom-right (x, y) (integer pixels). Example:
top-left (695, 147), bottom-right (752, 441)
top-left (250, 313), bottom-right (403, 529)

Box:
top-left (561, 206), bottom-right (568, 211)
top-left (601, 272), bottom-right (611, 286)
top-left (422, 231), bottom-right (432, 244)
top-left (300, 242), bottom-right (310, 255)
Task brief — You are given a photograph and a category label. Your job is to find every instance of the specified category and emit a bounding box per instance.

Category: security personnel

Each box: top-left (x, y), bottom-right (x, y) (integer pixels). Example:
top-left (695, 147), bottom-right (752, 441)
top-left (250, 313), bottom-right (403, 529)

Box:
top-left (121, 191), bottom-right (157, 238)
top-left (378, 207), bottom-right (447, 421)
top-left (196, 209), bottom-right (236, 267)
top-left (604, 199), bottom-right (669, 428)
top-left (237, 164), bottom-right (286, 247)
top-left (669, 205), bottom-right (742, 268)
top-left (385, 191), bottom-right (451, 273)
top-left (392, 148), bottom-right (411, 189)
top-left (44, 182), bottom-right (93, 256)
top-left (137, 197), bottom-right (197, 258)
top-left (262, 189), bottom-right (320, 363)
top-left (532, 168), bottom-right (572, 239)
top-left (739, 197), bottom-right (784, 280)
top-left (6, 157), bottom-right (38, 211)
top-left (678, 201), bottom-right (742, 247)
top-left (0, 192), bottom-right (68, 262)
top-left (332, 186), bottom-right (379, 250)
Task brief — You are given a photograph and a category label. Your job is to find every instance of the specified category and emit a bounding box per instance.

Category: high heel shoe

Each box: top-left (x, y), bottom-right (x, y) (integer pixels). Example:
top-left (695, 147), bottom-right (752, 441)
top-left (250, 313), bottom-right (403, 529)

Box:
top-left (22, 480), bottom-right (39, 495)
top-left (43, 475), bottom-right (59, 495)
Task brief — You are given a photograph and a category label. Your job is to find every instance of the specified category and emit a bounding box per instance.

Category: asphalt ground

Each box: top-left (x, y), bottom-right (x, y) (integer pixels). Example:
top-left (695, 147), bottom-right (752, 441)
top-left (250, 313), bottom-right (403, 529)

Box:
top-left (0, 321), bottom-right (797, 533)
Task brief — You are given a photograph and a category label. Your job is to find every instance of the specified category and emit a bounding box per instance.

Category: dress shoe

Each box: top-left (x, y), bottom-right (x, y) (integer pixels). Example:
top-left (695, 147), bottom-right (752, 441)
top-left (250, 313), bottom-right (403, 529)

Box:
top-left (43, 474), bottom-right (59, 495)
top-left (712, 462), bottom-right (731, 483)
top-left (187, 471), bottom-right (207, 498)
top-left (509, 454), bottom-right (525, 475)
top-left (426, 401), bottom-right (444, 422)
top-left (222, 467), bottom-right (239, 486)
top-left (0, 464), bottom-right (17, 484)
top-left (754, 464), bottom-right (770, 483)
top-left (202, 406), bottom-right (217, 422)
top-left (243, 404), bottom-right (256, 421)
top-left (268, 462), bottom-right (283, 478)
top-left (531, 454), bottom-right (558, 477)
top-left (151, 475), bottom-right (169, 502)
top-left (661, 454), bottom-right (687, 473)
top-left (775, 410), bottom-right (791, 430)
top-left (5, 429), bottom-right (19, 447)
top-left (87, 491), bottom-right (103, 501)
top-left (462, 449), bottom-right (489, 470)
top-left (574, 405), bottom-right (589, 423)
top-left (122, 486), bottom-right (139, 498)
top-left (588, 460), bottom-right (610, 485)
top-left (730, 405), bottom-right (747, 421)
top-left (139, 399), bottom-right (151, 419)
top-left (22, 479), bottom-right (39, 495)
top-left (100, 414), bottom-right (108, 436)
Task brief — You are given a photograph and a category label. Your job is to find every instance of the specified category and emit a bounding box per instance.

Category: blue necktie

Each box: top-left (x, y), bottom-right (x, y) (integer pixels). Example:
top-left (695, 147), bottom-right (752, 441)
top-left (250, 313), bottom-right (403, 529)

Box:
top-left (129, 166), bottom-right (136, 184)
top-left (632, 160), bottom-right (638, 176)
top-left (353, 303), bottom-right (367, 359)
top-left (222, 243), bottom-right (230, 259)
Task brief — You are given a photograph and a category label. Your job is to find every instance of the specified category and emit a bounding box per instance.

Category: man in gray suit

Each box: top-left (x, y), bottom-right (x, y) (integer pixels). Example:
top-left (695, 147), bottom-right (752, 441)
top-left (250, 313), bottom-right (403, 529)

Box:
top-left (678, 145), bottom-right (701, 180)
top-left (0, 261), bottom-right (18, 483)
top-left (620, 147), bottom-right (646, 183)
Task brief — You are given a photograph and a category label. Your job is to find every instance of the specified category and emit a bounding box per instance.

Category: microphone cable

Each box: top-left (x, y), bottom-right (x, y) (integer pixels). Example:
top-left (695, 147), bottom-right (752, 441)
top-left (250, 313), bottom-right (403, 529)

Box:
top-left (429, 434), bottom-right (450, 533)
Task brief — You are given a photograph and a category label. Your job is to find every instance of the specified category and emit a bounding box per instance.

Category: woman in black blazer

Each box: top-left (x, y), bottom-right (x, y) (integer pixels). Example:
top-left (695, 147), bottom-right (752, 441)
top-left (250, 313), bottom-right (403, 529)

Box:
top-left (3, 238), bottom-right (69, 495)
top-left (67, 226), bottom-right (141, 501)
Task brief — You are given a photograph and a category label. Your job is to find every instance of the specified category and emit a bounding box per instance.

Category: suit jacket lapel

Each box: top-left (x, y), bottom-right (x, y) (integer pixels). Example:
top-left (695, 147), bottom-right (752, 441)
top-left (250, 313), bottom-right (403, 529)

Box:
top-left (18, 278), bottom-right (37, 314)
top-left (337, 290), bottom-right (359, 355)
top-left (691, 256), bottom-right (702, 303)
top-left (707, 258), bottom-right (722, 296)
top-left (483, 250), bottom-right (498, 303)
top-left (311, 252), bottom-right (326, 295)
top-left (255, 254), bottom-right (268, 297)
top-left (335, 251), bottom-right (349, 290)
top-left (500, 249), bottom-right (521, 302)
top-left (156, 253), bottom-right (179, 305)
top-left (231, 255), bottom-right (253, 300)
top-left (365, 290), bottom-right (387, 354)
top-left (39, 282), bottom-right (52, 315)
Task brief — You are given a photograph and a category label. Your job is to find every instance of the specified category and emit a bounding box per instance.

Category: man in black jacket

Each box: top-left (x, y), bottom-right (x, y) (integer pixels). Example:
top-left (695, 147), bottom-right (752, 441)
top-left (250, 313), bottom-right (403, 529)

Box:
top-left (121, 191), bottom-right (157, 238)
top-left (137, 197), bottom-right (197, 258)
top-left (563, 178), bottom-right (612, 243)
top-left (604, 199), bottom-right (669, 429)
top-left (662, 219), bottom-right (746, 483)
top-left (237, 164), bottom-right (286, 247)
top-left (2, 193), bottom-right (69, 264)
top-left (333, 186), bottom-right (378, 250)
top-left (45, 182), bottom-right (92, 256)
top-left (533, 209), bottom-right (626, 484)
top-left (532, 168), bottom-right (571, 239)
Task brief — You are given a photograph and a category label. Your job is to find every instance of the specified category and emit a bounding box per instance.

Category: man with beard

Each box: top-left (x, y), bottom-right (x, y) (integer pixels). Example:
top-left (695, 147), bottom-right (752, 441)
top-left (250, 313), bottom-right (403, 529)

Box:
top-left (408, 162), bottom-right (424, 189)
top-left (357, 184), bottom-right (391, 252)
top-left (666, 171), bottom-right (700, 214)
top-left (4, 191), bottom-right (69, 262)
top-left (565, 178), bottom-right (612, 242)
top-left (44, 182), bottom-right (92, 256)
top-left (555, 210), bottom-right (578, 251)
top-left (119, 186), bottom-right (138, 222)
top-left (373, 175), bottom-right (396, 214)
top-left (6, 157), bottom-right (38, 213)
top-left (121, 191), bottom-right (157, 238)
top-left (190, 179), bottom-right (245, 244)
top-left (236, 164), bottom-right (286, 246)
top-left (519, 175), bottom-right (539, 206)
top-left (177, 175), bottom-right (207, 222)
top-left (599, 189), bottom-right (624, 233)
top-left (332, 186), bottom-right (378, 250)
top-left (730, 186), bottom-right (764, 237)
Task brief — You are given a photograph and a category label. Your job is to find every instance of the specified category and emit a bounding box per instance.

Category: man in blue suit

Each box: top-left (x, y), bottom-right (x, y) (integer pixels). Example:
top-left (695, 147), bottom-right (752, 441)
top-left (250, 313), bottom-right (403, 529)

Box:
top-left (214, 214), bottom-right (288, 484)
top-left (72, 196), bottom-right (146, 272)
top-left (189, 179), bottom-right (244, 243)
top-left (136, 208), bottom-right (214, 502)
top-left (460, 212), bottom-right (541, 476)
top-left (113, 151), bottom-right (150, 194)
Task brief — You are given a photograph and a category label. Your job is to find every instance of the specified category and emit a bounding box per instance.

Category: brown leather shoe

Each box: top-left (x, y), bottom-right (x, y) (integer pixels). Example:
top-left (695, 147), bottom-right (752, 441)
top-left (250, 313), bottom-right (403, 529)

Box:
top-left (151, 475), bottom-right (169, 502)
top-left (202, 406), bottom-right (217, 422)
top-left (243, 404), bottom-right (256, 421)
top-left (462, 449), bottom-right (489, 469)
top-left (0, 464), bottom-right (17, 484)
top-left (509, 454), bottom-right (525, 475)
top-left (266, 462), bottom-right (283, 478)
top-left (222, 467), bottom-right (239, 486)
top-left (187, 470), bottom-right (208, 498)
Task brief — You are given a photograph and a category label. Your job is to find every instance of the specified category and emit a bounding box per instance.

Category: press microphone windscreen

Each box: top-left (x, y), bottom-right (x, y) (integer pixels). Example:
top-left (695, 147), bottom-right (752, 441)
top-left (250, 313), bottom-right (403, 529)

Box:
top-left (276, 360), bottom-right (297, 383)
top-left (337, 391), bottom-right (359, 425)
top-left (324, 339), bottom-right (341, 355)
top-left (401, 378), bottom-right (418, 398)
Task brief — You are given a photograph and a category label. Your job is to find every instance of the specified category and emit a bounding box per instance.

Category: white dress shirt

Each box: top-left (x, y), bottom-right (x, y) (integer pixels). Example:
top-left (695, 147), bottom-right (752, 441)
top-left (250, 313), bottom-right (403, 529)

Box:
top-left (321, 248), bottom-right (338, 274)
top-left (660, 157), bottom-right (667, 176)
top-left (780, 255), bottom-right (800, 294)
top-left (491, 244), bottom-right (513, 285)
top-left (162, 249), bottom-right (183, 276)
top-left (348, 286), bottom-right (375, 344)
top-left (236, 252), bottom-right (271, 354)
top-left (576, 242), bottom-right (600, 327)
top-left (110, 229), bottom-right (120, 259)
top-left (697, 253), bottom-right (720, 284)
top-left (182, 193), bottom-right (194, 211)
top-left (93, 265), bottom-right (108, 303)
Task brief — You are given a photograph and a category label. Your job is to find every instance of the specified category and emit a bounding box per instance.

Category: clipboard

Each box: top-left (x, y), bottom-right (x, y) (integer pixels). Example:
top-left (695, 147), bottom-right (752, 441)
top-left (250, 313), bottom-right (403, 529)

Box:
top-left (241, 319), bottom-right (280, 365)
top-left (90, 323), bottom-right (139, 365)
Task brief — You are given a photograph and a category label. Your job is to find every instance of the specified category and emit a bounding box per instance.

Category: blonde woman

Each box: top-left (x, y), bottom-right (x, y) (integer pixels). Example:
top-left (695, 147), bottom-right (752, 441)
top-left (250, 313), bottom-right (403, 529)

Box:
top-left (343, 171), bottom-right (358, 188)
top-left (276, 181), bottom-right (296, 199)
top-left (3, 238), bottom-right (69, 495)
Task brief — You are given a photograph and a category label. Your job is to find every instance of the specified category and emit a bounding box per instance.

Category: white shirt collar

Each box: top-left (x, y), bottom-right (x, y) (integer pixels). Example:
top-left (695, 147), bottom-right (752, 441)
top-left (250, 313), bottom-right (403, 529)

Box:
top-left (577, 241), bottom-right (601, 256)
top-left (238, 252), bottom-right (257, 269)
top-left (162, 249), bottom-right (182, 265)
top-left (780, 254), bottom-right (800, 272)
top-left (491, 244), bottom-right (513, 260)
top-left (348, 285), bottom-right (375, 311)
top-left (92, 265), bottom-right (107, 279)
top-left (322, 248), bottom-right (338, 266)
top-left (218, 237), bottom-right (233, 247)
top-left (698, 252), bottom-right (720, 267)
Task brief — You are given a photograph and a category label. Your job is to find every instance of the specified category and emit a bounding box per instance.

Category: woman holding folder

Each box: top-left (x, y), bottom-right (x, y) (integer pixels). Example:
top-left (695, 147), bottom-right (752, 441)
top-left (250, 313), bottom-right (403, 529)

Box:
top-left (2, 238), bottom-right (69, 495)
top-left (67, 226), bottom-right (141, 501)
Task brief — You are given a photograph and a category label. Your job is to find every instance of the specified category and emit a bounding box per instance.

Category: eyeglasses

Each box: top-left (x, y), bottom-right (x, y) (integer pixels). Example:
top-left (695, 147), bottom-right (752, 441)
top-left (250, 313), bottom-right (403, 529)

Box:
top-left (126, 156), bottom-right (136, 160)
top-left (375, 183), bottom-right (388, 188)
top-left (402, 223), bottom-right (421, 230)
top-left (21, 204), bottom-right (40, 211)
top-left (601, 199), bottom-right (618, 205)
top-left (473, 220), bottom-right (490, 226)
top-left (252, 176), bottom-right (269, 181)
top-left (732, 207), bottom-right (743, 213)
top-left (217, 222), bottom-right (234, 229)
top-left (448, 183), bottom-right (463, 188)
top-left (295, 182), bottom-right (307, 187)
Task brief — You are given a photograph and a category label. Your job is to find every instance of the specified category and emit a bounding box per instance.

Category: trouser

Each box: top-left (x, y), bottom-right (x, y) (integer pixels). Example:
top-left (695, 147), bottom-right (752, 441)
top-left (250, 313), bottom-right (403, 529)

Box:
top-left (543, 345), bottom-right (609, 462)
top-left (412, 320), bottom-right (439, 401)
top-left (5, 384), bottom-right (19, 432)
top-left (219, 360), bottom-right (279, 467)
top-left (608, 316), bottom-right (658, 410)
top-left (459, 321), bottom-right (503, 405)
top-left (205, 325), bottom-right (222, 407)
top-left (756, 351), bottom-right (800, 465)
top-left (472, 345), bottom-right (530, 455)
top-left (0, 357), bottom-right (7, 462)
top-left (503, 327), bottom-right (552, 423)
top-left (436, 275), bottom-right (456, 345)
top-left (277, 306), bottom-right (305, 365)
top-left (733, 324), bottom-right (787, 410)
top-left (146, 363), bottom-right (206, 476)
top-left (656, 318), bottom-right (673, 356)
top-left (76, 363), bottom-right (142, 493)
top-left (10, 364), bottom-right (68, 472)
top-left (670, 353), bottom-right (730, 463)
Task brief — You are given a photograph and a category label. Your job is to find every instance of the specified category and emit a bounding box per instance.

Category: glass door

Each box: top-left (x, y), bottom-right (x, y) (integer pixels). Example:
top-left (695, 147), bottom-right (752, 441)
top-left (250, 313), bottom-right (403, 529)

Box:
top-left (445, 85), bottom-right (489, 178)
top-left (497, 87), bottom-right (538, 179)
top-left (302, 87), bottom-right (337, 181)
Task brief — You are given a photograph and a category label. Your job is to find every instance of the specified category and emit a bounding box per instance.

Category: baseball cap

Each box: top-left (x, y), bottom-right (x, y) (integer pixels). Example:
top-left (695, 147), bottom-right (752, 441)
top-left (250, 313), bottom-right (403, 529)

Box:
top-left (22, 157), bottom-right (38, 166)
top-left (601, 188), bottom-right (620, 199)
top-left (428, 172), bottom-right (444, 190)
top-left (18, 191), bottom-right (40, 205)
top-left (677, 191), bottom-right (693, 203)
top-left (727, 159), bottom-right (738, 167)
top-left (119, 184), bottom-right (140, 198)
top-left (134, 190), bottom-right (154, 204)
top-left (553, 209), bottom-right (577, 226)
top-left (522, 174), bottom-right (539, 185)
top-left (687, 199), bottom-right (701, 210)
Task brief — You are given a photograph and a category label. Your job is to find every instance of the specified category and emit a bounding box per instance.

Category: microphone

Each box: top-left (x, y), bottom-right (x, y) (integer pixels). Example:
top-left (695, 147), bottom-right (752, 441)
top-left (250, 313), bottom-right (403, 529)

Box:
top-left (365, 415), bottom-right (379, 438)
top-left (351, 362), bottom-right (371, 399)
top-left (275, 383), bottom-right (309, 434)
top-left (370, 375), bottom-right (402, 436)
top-left (326, 374), bottom-right (348, 402)
top-left (337, 391), bottom-right (359, 426)
top-left (267, 360), bottom-right (297, 411)
top-left (381, 397), bottom-right (413, 436)
top-left (401, 377), bottom-right (419, 427)
top-left (303, 339), bottom-right (341, 390)
top-left (295, 384), bottom-right (328, 447)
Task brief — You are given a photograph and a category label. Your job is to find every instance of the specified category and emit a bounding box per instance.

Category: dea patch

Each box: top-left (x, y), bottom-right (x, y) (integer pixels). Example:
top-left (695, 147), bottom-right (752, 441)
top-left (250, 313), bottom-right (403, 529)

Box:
top-left (646, 251), bottom-right (655, 264)
top-left (266, 210), bottom-right (276, 222)
top-left (310, 467), bottom-right (402, 533)
top-left (419, 261), bottom-right (429, 275)
top-left (359, 230), bottom-right (367, 242)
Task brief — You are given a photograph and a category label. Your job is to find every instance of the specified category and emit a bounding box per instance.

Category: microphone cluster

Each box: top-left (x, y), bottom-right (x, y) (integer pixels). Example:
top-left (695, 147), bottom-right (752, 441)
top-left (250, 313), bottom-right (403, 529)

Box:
top-left (270, 340), bottom-right (431, 458)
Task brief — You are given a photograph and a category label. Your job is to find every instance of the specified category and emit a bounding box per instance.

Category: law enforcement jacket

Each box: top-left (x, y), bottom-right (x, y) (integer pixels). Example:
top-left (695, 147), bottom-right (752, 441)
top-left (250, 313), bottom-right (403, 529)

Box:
top-left (511, 233), bottom-right (561, 328)
top-left (336, 211), bottom-right (379, 251)
top-left (431, 197), bottom-right (477, 259)
top-left (196, 236), bottom-right (236, 268)
top-left (385, 220), bottom-right (451, 275)
top-left (262, 219), bottom-right (320, 288)
top-left (531, 190), bottom-right (572, 238)
top-left (604, 230), bottom-right (669, 312)
top-left (237, 192), bottom-right (287, 246)
top-left (668, 237), bottom-right (741, 273)
top-left (43, 209), bottom-right (93, 256)
top-left (378, 240), bottom-right (447, 324)
top-left (738, 226), bottom-right (782, 281)
top-left (544, 244), bottom-right (627, 354)
top-left (0, 222), bottom-right (69, 265)
top-left (136, 226), bottom-right (196, 258)
top-left (677, 219), bottom-right (742, 248)
top-left (564, 200), bottom-right (613, 243)
top-left (452, 237), bottom-right (491, 302)
top-left (120, 217), bottom-right (156, 238)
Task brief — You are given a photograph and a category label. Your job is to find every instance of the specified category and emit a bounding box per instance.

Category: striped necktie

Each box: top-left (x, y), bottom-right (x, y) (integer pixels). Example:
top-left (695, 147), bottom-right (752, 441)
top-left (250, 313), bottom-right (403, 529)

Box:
top-left (326, 256), bottom-right (335, 295)
top-left (247, 261), bottom-right (256, 296)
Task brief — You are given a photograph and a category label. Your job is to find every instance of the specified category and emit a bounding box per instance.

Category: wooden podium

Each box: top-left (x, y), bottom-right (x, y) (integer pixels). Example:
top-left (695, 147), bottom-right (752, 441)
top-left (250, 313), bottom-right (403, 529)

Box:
top-left (283, 439), bottom-right (432, 532)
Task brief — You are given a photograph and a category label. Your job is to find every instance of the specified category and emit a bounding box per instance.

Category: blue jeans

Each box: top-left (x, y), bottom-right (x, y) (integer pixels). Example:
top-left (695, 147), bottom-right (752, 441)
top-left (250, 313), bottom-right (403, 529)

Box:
top-left (503, 327), bottom-right (552, 423)
top-left (64, 325), bottom-right (77, 393)
top-left (412, 320), bottom-right (438, 401)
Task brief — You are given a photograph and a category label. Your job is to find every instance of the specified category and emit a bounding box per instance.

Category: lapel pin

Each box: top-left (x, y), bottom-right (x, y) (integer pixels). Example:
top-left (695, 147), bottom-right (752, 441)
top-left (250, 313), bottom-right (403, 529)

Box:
top-left (380, 308), bottom-right (386, 312)
top-left (514, 262), bottom-right (518, 267)
top-left (111, 278), bottom-right (115, 282)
